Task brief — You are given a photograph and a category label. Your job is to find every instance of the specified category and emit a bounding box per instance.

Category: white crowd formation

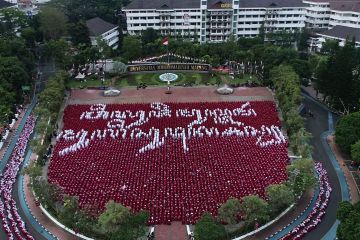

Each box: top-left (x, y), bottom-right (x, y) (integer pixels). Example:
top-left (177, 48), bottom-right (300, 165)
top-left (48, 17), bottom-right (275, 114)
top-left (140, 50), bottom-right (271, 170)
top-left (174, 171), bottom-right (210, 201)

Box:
top-left (0, 116), bottom-right (35, 240)
top-left (57, 102), bottom-right (286, 156)
top-left (280, 162), bottom-right (332, 240)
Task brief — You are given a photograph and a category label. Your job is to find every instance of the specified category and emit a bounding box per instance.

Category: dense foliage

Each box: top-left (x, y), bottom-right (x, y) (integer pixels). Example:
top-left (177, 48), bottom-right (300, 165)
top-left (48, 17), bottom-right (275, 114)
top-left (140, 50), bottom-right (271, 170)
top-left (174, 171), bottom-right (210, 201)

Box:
top-left (194, 213), bottom-right (227, 240)
top-left (337, 201), bottom-right (360, 240)
top-left (335, 111), bottom-right (360, 155)
top-left (351, 140), bottom-right (360, 164)
top-left (315, 40), bottom-right (360, 112)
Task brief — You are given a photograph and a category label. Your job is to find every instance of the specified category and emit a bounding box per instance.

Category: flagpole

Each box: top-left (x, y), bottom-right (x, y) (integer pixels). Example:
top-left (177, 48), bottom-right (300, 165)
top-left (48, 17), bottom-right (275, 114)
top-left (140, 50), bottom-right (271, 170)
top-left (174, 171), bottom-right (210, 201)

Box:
top-left (167, 37), bottom-right (169, 65)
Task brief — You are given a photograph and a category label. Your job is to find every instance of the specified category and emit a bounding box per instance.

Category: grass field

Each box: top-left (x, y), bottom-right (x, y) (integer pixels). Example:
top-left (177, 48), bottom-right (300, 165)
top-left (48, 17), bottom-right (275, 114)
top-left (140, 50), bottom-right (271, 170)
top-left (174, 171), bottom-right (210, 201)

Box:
top-left (228, 74), bottom-right (259, 84)
top-left (66, 78), bottom-right (111, 88)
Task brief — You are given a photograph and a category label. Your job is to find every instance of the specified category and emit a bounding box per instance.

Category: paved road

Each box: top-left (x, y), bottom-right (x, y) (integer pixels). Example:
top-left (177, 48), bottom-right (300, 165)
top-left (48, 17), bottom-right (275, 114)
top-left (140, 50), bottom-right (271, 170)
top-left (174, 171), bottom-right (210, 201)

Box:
top-left (0, 57), bottom-right (56, 239)
top-left (301, 92), bottom-right (342, 240)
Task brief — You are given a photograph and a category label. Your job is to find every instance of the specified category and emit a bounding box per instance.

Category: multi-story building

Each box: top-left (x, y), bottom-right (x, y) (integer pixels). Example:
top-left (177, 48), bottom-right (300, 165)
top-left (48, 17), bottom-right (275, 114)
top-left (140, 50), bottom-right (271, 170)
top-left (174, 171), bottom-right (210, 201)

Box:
top-left (304, 0), bottom-right (360, 29)
top-left (123, 0), bottom-right (360, 45)
top-left (123, 0), bottom-right (308, 43)
top-left (86, 17), bottom-right (120, 49)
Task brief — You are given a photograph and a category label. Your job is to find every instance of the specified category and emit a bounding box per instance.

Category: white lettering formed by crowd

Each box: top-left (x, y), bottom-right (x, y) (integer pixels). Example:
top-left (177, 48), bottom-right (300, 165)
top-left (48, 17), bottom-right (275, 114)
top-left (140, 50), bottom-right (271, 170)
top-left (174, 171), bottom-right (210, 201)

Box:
top-left (57, 102), bottom-right (286, 156)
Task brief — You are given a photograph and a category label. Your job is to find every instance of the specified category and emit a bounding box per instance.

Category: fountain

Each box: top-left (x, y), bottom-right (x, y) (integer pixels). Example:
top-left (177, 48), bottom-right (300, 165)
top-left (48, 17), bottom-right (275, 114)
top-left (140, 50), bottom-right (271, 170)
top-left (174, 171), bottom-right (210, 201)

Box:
top-left (159, 73), bottom-right (178, 82)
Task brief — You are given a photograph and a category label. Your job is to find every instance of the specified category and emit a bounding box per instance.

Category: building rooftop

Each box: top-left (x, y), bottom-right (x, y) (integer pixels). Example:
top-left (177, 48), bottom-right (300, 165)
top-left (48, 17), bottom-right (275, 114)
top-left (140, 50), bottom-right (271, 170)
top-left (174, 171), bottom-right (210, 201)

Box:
top-left (124, 0), bottom-right (306, 10)
top-left (318, 25), bottom-right (360, 42)
top-left (86, 17), bottom-right (118, 36)
top-left (123, 0), bottom-right (200, 10)
top-left (239, 0), bottom-right (306, 8)
top-left (0, 0), bottom-right (16, 9)
top-left (305, 0), bottom-right (360, 12)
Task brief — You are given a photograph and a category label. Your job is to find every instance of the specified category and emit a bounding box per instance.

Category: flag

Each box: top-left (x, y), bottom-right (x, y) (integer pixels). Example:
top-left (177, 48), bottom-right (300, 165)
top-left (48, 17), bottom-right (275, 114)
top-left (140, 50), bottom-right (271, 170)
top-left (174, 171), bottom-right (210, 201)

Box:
top-left (162, 37), bottom-right (169, 45)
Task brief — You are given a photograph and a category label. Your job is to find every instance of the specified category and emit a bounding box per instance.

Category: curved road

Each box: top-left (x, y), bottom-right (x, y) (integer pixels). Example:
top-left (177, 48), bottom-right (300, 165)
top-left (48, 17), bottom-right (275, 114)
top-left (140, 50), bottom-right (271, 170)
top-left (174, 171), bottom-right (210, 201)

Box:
top-left (301, 91), bottom-right (342, 240)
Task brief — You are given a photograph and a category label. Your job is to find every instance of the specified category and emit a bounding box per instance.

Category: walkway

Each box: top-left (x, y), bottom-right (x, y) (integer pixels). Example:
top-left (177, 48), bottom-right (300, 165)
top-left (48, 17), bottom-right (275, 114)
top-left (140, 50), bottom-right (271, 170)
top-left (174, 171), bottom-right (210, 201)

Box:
top-left (155, 222), bottom-right (187, 240)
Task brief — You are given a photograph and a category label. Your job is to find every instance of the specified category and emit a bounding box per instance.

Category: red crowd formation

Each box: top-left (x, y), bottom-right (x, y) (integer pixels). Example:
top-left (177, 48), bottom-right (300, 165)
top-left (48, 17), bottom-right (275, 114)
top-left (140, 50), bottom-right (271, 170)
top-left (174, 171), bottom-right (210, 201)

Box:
top-left (48, 101), bottom-right (289, 224)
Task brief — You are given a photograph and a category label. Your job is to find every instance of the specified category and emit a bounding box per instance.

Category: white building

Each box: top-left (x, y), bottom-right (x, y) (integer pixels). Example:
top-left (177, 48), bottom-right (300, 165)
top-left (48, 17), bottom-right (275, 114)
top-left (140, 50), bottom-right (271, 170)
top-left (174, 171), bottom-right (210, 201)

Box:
top-left (123, 0), bottom-right (308, 43)
top-left (86, 17), bottom-right (120, 49)
top-left (304, 0), bottom-right (360, 29)
top-left (123, 0), bottom-right (360, 44)
top-left (309, 25), bottom-right (360, 51)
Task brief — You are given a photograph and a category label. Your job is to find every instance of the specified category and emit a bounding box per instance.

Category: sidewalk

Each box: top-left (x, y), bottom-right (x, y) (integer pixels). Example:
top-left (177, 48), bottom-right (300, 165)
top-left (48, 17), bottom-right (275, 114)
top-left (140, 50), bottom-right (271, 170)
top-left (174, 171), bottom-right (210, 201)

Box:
top-left (327, 135), bottom-right (360, 203)
top-left (155, 222), bottom-right (187, 240)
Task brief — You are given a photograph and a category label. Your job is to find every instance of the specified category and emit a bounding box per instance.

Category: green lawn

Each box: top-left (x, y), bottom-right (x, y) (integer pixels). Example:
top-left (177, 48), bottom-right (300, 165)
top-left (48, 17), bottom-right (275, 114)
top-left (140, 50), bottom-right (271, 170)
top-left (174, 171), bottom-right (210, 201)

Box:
top-left (228, 74), bottom-right (260, 85)
top-left (67, 78), bottom-right (111, 88)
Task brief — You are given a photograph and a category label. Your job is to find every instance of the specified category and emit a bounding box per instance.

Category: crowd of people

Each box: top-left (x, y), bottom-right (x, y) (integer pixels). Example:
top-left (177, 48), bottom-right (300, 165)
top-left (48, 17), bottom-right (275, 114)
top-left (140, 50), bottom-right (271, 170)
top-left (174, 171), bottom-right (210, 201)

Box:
top-left (279, 162), bottom-right (332, 240)
top-left (57, 102), bottom-right (286, 157)
top-left (49, 101), bottom-right (289, 224)
top-left (0, 105), bottom-right (24, 150)
top-left (0, 116), bottom-right (36, 239)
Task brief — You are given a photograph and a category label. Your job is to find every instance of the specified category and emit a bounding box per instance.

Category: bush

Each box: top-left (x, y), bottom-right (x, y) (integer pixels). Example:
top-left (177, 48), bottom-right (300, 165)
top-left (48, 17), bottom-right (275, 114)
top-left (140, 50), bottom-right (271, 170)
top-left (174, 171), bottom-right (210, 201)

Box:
top-left (218, 198), bottom-right (241, 224)
top-left (194, 213), bottom-right (227, 240)
top-left (335, 111), bottom-right (360, 155)
top-left (351, 140), bottom-right (360, 164)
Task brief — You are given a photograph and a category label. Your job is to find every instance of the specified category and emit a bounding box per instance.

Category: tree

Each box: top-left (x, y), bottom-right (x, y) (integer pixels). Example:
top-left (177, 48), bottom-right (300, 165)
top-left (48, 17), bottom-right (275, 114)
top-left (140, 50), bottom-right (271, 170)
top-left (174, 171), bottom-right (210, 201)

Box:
top-left (110, 211), bottom-right (148, 240)
top-left (290, 59), bottom-right (311, 80)
top-left (58, 195), bottom-right (80, 227)
top-left (266, 184), bottom-right (294, 215)
top-left (218, 198), bottom-right (241, 224)
top-left (21, 27), bottom-right (37, 48)
top-left (39, 7), bottom-right (67, 40)
top-left (351, 140), bottom-right (360, 164)
top-left (0, 84), bottom-right (15, 126)
top-left (68, 21), bottom-right (91, 46)
top-left (141, 27), bottom-right (158, 45)
top-left (110, 61), bottom-right (127, 75)
top-left (337, 201), bottom-right (360, 240)
top-left (335, 111), bottom-right (360, 155)
top-left (0, 56), bottom-right (29, 103)
top-left (297, 28), bottom-right (310, 52)
top-left (240, 195), bottom-right (270, 226)
top-left (0, 8), bottom-right (28, 34)
top-left (98, 200), bottom-right (130, 233)
top-left (43, 39), bottom-right (71, 68)
top-left (317, 39), bottom-right (359, 111)
top-left (289, 127), bottom-right (312, 157)
top-left (194, 213), bottom-right (226, 240)
top-left (122, 36), bottom-right (141, 61)
top-left (287, 158), bottom-right (316, 196)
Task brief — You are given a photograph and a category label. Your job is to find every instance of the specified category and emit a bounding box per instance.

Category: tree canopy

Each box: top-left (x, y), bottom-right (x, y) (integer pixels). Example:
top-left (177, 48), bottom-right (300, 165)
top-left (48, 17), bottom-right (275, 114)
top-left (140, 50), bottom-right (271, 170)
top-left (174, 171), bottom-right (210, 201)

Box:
top-left (98, 200), bottom-right (130, 233)
top-left (218, 198), bottom-right (241, 224)
top-left (266, 184), bottom-right (294, 215)
top-left (194, 213), bottom-right (227, 240)
top-left (240, 195), bottom-right (270, 226)
top-left (337, 201), bottom-right (360, 240)
top-left (38, 6), bottom-right (67, 40)
top-left (315, 39), bottom-right (360, 112)
top-left (335, 111), bottom-right (360, 155)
